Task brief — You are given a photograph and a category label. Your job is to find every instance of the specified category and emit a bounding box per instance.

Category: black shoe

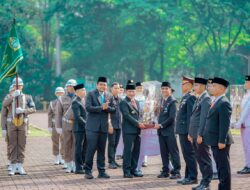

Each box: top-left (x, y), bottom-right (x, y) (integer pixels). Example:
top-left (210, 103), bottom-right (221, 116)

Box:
top-left (75, 170), bottom-right (85, 174)
top-left (142, 162), bottom-right (147, 167)
top-left (98, 172), bottom-right (110, 179)
top-left (182, 178), bottom-right (198, 185)
top-left (192, 184), bottom-right (202, 190)
top-left (237, 167), bottom-right (250, 174)
top-left (108, 163), bottom-right (117, 169)
top-left (170, 169), bottom-right (175, 175)
top-left (157, 171), bottom-right (169, 178)
top-left (124, 173), bottom-right (133, 178)
top-left (212, 172), bottom-right (218, 180)
top-left (169, 172), bottom-right (181, 179)
top-left (132, 171), bottom-right (143, 177)
top-left (196, 184), bottom-right (210, 190)
top-left (114, 161), bottom-right (121, 168)
top-left (85, 173), bottom-right (94, 179)
top-left (177, 178), bottom-right (187, 184)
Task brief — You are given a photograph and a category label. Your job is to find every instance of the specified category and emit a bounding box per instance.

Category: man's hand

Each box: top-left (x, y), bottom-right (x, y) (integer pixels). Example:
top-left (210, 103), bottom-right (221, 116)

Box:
top-left (197, 135), bottom-right (203, 145)
top-left (188, 135), bottom-right (193, 143)
top-left (16, 107), bottom-right (26, 114)
top-left (218, 143), bottom-right (226, 149)
top-left (13, 90), bottom-right (21, 97)
top-left (102, 102), bottom-right (109, 110)
top-left (154, 124), bottom-right (161, 129)
top-left (138, 123), bottom-right (146, 129)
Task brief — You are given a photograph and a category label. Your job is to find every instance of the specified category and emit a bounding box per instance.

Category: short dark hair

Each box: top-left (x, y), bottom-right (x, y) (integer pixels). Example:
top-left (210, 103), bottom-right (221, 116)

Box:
top-left (111, 82), bottom-right (119, 88)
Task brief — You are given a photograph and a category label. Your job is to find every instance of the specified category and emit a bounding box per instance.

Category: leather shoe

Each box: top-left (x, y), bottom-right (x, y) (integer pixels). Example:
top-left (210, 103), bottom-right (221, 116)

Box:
top-left (157, 171), bottom-right (169, 178)
top-left (85, 172), bottom-right (94, 179)
top-left (182, 178), bottom-right (198, 185)
top-left (170, 172), bottom-right (181, 179)
top-left (98, 172), bottom-right (110, 179)
top-left (115, 161), bottom-right (121, 168)
top-left (124, 173), bottom-right (133, 178)
top-left (132, 171), bottom-right (143, 177)
top-left (237, 167), bottom-right (250, 174)
top-left (177, 178), bottom-right (188, 184)
top-left (75, 170), bottom-right (85, 174)
top-left (108, 163), bottom-right (117, 169)
top-left (195, 184), bottom-right (210, 190)
top-left (212, 172), bottom-right (218, 180)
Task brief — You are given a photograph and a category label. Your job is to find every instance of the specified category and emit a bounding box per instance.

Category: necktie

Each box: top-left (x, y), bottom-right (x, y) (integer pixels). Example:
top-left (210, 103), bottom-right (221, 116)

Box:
top-left (210, 99), bottom-right (216, 109)
top-left (100, 94), bottom-right (105, 104)
top-left (131, 99), bottom-right (138, 110)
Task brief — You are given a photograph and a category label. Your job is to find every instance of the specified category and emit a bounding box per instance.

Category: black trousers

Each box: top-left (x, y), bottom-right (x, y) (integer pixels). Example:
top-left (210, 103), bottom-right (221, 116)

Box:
top-left (179, 134), bottom-right (198, 179)
top-left (84, 131), bottom-right (107, 173)
top-left (211, 145), bottom-right (231, 190)
top-left (193, 140), bottom-right (213, 185)
top-left (159, 134), bottom-right (181, 174)
top-left (122, 134), bottom-right (140, 174)
top-left (74, 132), bottom-right (87, 171)
top-left (108, 128), bottom-right (121, 164)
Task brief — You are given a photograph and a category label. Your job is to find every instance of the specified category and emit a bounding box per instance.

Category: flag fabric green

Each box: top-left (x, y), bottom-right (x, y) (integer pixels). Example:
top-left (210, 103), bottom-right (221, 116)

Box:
top-left (0, 23), bottom-right (23, 82)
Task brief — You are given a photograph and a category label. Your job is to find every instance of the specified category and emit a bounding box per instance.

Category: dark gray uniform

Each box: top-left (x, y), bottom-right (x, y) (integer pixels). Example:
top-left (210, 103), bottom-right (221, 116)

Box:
top-left (84, 89), bottom-right (115, 174)
top-left (108, 96), bottom-right (122, 164)
top-left (157, 95), bottom-right (181, 174)
top-left (72, 96), bottom-right (87, 172)
top-left (204, 96), bottom-right (234, 190)
top-left (176, 92), bottom-right (197, 180)
top-left (189, 91), bottom-right (213, 186)
top-left (120, 96), bottom-right (141, 175)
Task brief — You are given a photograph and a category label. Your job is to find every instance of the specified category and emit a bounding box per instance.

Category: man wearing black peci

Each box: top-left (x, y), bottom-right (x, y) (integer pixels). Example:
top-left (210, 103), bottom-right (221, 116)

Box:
top-left (120, 82), bottom-right (146, 178)
top-left (176, 76), bottom-right (198, 185)
top-left (204, 77), bottom-right (233, 190)
top-left (72, 83), bottom-right (87, 174)
top-left (84, 77), bottom-right (115, 179)
top-left (188, 77), bottom-right (213, 190)
top-left (154, 81), bottom-right (181, 179)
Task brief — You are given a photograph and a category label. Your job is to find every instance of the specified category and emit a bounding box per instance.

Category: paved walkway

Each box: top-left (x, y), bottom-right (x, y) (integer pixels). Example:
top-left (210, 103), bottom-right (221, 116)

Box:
top-left (0, 113), bottom-right (249, 189)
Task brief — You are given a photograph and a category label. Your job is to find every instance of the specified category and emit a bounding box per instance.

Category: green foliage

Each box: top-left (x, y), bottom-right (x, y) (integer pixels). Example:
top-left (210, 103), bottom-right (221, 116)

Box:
top-left (0, 0), bottom-right (249, 108)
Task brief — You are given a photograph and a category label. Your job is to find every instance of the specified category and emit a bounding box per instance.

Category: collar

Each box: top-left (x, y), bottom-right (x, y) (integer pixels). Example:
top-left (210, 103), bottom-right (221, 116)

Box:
top-left (198, 90), bottom-right (207, 99)
top-left (214, 94), bottom-right (225, 103)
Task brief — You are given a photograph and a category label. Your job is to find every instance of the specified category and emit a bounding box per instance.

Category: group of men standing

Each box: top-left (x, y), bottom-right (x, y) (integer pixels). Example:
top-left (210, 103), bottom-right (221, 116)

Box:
top-left (3, 74), bottom-right (250, 190)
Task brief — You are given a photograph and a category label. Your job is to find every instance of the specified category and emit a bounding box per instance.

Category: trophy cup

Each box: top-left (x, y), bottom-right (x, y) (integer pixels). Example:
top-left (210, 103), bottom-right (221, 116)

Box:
top-left (140, 81), bottom-right (161, 129)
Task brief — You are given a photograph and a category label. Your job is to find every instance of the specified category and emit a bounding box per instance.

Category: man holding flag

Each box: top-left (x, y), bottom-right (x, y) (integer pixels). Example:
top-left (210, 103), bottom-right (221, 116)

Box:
top-left (0, 20), bottom-right (36, 176)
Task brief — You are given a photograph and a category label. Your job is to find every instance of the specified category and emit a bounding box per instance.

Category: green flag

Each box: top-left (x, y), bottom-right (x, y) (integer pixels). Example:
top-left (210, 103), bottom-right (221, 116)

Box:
top-left (0, 23), bottom-right (23, 82)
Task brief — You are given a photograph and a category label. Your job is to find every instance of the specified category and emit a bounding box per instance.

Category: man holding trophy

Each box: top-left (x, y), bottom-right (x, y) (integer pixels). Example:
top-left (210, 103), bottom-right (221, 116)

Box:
top-left (120, 82), bottom-right (146, 178)
top-left (154, 81), bottom-right (181, 179)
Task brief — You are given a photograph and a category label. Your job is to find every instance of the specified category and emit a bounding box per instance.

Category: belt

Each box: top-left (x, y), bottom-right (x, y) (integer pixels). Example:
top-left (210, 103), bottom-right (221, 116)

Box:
top-left (62, 117), bottom-right (73, 124)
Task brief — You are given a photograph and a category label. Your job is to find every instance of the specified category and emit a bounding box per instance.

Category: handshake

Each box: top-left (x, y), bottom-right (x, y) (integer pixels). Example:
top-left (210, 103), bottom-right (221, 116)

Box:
top-left (138, 123), bottom-right (160, 129)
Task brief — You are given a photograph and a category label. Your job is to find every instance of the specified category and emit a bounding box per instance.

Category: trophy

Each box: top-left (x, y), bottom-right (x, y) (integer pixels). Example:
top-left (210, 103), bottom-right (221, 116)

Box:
top-left (139, 81), bottom-right (161, 129)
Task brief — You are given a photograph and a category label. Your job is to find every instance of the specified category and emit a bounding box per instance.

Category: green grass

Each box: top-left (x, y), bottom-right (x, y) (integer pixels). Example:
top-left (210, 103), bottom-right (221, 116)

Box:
top-left (230, 128), bottom-right (241, 136)
top-left (0, 125), bottom-right (50, 137)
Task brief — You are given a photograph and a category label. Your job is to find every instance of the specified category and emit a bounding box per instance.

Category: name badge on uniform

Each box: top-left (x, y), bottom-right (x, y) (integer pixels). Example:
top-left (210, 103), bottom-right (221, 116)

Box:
top-left (164, 104), bottom-right (169, 113)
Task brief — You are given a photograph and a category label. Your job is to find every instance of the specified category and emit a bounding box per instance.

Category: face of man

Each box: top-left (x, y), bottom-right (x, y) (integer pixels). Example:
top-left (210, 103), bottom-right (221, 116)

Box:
top-left (97, 82), bottom-right (107, 92)
top-left (14, 85), bottom-right (23, 91)
top-left (76, 88), bottom-right (85, 98)
top-left (112, 84), bottom-right (120, 96)
top-left (194, 83), bottom-right (206, 95)
top-left (136, 86), bottom-right (144, 94)
top-left (161, 87), bottom-right (172, 98)
top-left (120, 88), bottom-right (124, 94)
top-left (56, 92), bottom-right (65, 97)
top-left (212, 83), bottom-right (226, 97)
top-left (126, 89), bottom-right (136, 99)
top-left (244, 81), bottom-right (250, 90)
top-left (181, 80), bottom-right (192, 94)
top-left (67, 86), bottom-right (75, 94)
top-left (83, 88), bottom-right (87, 97)
top-left (207, 83), bottom-right (214, 95)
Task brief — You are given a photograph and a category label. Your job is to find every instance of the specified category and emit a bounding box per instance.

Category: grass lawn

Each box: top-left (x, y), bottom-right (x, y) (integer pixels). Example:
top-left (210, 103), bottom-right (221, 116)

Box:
top-left (0, 125), bottom-right (50, 138)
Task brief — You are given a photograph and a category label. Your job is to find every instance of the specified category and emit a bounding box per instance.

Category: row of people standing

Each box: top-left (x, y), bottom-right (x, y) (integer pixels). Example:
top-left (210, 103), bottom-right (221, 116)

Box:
top-left (48, 75), bottom-right (234, 190)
